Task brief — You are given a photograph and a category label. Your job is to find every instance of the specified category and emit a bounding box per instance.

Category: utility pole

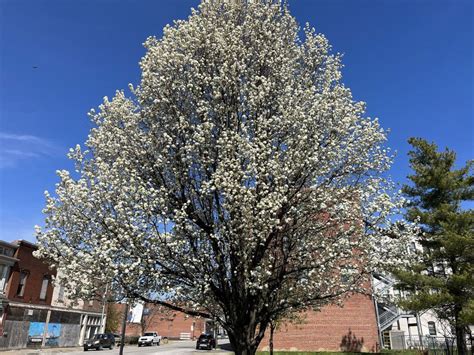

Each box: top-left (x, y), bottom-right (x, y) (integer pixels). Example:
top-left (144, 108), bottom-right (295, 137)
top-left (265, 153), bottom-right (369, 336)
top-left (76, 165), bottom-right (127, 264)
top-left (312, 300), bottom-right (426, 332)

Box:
top-left (119, 302), bottom-right (129, 355)
top-left (99, 283), bottom-right (109, 333)
top-left (213, 317), bottom-right (219, 350)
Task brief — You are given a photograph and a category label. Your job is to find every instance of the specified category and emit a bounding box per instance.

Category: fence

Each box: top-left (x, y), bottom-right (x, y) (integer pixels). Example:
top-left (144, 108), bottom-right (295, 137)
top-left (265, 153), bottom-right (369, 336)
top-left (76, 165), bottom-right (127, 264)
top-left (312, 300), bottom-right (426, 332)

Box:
top-left (389, 333), bottom-right (473, 355)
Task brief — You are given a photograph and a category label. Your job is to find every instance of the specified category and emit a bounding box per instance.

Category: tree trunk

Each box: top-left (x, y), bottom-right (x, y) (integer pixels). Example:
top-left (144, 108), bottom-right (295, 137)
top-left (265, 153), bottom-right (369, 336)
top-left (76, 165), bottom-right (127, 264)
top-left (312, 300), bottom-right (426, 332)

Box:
top-left (228, 335), bottom-right (257, 355)
top-left (455, 324), bottom-right (467, 355)
top-left (454, 308), bottom-right (467, 355)
top-left (119, 303), bottom-right (129, 355)
top-left (269, 321), bottom-right (275, 355)
top-left (227, 327), bottom-right (259, 355)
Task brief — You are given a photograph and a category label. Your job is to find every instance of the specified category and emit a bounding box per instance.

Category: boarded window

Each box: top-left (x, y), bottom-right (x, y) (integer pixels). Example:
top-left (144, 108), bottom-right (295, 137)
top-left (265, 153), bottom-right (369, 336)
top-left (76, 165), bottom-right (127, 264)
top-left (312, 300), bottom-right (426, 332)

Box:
top-left (6, 307), bottom-right (25, 321)
top-left (7, 307), bottom-right (48, 322)
top-left (50, 310), bottom-right (81, 324)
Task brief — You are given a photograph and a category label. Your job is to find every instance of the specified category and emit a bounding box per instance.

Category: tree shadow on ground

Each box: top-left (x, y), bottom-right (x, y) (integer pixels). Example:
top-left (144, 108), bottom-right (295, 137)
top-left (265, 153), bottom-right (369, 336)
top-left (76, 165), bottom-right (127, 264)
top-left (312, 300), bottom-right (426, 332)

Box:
top-left (218, 340), bottom-right (234, 351)
top-left (340, 329), bottom-right (364, 352)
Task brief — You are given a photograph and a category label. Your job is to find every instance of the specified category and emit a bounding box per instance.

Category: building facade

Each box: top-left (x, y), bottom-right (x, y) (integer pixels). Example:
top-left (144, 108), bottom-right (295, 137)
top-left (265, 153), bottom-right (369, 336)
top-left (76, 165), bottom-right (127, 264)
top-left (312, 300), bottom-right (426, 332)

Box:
top-left (116, 302), bottom-right (209, 340)
top-left (118, 295), bottom-right (378, 352)
top-left (373, 272), bottom-right (457, 351)
top-left (0, 240), bottom-right (19, 338)
top-left (140, 304), bottom-right (209, 340)
top-left (260, 293), bottom-right (380, 352)
top-left (0, 240), bottom-right (105, 350)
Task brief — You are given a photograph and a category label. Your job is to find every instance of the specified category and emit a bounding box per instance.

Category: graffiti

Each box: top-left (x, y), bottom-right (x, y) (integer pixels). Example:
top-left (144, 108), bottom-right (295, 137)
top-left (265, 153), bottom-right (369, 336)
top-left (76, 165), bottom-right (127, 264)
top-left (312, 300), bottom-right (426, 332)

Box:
top-left (27, 322), bottom-right (61, 346)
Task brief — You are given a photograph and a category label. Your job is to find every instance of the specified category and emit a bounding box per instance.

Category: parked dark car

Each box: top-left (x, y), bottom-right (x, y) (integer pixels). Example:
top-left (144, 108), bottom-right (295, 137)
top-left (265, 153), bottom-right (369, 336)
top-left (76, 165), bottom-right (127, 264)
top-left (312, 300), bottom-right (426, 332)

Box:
top-left (196, 333), bottom-right (216, 350)
top-left (113, 333), bottom-right (122, 346)
top-left (84, 333), bottom-right (115, 351)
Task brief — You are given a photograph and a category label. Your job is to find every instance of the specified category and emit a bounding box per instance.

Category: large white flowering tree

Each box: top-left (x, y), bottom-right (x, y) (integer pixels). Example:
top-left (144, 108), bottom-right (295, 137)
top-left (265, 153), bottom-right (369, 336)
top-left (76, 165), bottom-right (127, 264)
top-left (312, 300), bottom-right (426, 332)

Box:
top-left (35, 1), bottom-right (416, 354)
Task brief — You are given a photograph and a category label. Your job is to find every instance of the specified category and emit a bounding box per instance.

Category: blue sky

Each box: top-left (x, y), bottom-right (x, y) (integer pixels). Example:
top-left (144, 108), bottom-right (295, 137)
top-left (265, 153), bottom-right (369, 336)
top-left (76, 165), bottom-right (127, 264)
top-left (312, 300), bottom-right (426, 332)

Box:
top-left (0, 0), bottom-right (472, 242)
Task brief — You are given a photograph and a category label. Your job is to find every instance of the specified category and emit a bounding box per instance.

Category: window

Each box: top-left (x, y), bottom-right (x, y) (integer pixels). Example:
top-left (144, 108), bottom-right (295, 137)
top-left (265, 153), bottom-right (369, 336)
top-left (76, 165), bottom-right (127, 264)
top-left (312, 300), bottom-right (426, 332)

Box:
top-left (39, 276), bottom-right (49, 300)
top-left (58, 284), bottom-right (65, 302)
top-left (0, 247), bottom-right (13, 257)
top-left (16, 271), bottom-right (27, 296)
top-left (0, 265), bottom-right (6, 291)
top-left (340, 265), bottom-right (355, 285)
top-left (428, 321), bottom-right (437, 335)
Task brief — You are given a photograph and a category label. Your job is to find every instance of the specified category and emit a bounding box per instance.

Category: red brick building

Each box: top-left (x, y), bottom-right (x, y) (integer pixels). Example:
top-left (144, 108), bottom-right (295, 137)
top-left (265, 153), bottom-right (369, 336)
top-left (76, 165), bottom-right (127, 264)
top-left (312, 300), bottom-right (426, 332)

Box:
top-left (5, 240), bottom-right (56, 306)
top-left (118, 293), bottom-right (379, 352)
top-left (141, 305), bottom-right (208, 340)
top-left (114, 303), bottom-right (208, 340)
top-left (1, 240), bottom-right (380, 351)
top-left (260, 294), bottom-right (379, 352)
top-left (0, 239), bottom-right (105, 350)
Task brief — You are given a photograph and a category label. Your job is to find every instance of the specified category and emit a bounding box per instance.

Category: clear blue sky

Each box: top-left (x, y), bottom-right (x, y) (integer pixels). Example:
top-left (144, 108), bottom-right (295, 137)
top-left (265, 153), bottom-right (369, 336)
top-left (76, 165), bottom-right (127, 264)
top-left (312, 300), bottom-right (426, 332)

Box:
top-left (0, 0), bottom-right (472, 242)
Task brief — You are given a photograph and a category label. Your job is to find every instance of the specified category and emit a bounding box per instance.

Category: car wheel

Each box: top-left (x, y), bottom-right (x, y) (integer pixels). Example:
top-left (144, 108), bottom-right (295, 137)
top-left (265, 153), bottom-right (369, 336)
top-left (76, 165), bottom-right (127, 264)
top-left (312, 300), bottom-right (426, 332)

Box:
top-left (157, 340), bottom-right (160, 346)
top-left (84, 348), bottom-right (88, 352)
top-left (138, 344), bottom-right (141, 347)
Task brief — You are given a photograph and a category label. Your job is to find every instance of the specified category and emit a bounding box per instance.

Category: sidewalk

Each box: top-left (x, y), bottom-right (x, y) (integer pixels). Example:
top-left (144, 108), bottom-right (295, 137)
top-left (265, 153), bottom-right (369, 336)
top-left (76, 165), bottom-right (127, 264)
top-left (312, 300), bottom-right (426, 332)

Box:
top-left (0, 347), bottom-right (82, 355)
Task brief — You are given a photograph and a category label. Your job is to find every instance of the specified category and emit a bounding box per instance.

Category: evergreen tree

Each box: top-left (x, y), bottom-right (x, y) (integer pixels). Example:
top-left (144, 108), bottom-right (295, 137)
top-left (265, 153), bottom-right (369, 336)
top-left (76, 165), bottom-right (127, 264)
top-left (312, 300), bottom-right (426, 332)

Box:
top-left (395, 137), bottom-right (474, 354)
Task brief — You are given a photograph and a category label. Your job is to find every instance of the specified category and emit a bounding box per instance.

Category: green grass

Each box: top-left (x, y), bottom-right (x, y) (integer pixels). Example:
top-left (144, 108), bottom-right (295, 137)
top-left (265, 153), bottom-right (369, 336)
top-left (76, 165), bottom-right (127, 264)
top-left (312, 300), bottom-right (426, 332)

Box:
top-left (380, 351), bottom-right (424, 355)
top-left (254, 348), bottom-right (457, 354)
top-left (256, 352), bottom-right (364, 355)
top-left (256, 351), bottom-right (426, 355)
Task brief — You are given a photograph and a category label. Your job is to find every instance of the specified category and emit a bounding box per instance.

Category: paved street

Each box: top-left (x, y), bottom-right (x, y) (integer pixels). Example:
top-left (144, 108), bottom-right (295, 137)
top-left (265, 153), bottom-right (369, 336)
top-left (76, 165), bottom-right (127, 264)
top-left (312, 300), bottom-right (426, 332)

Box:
top-left (0, 340), bottom-right (234, 355)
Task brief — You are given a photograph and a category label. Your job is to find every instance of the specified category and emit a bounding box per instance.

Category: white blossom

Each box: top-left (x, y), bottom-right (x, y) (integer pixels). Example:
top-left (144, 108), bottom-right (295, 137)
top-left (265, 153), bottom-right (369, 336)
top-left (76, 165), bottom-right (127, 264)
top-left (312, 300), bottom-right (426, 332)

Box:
top-left (35, 1), bottom-right (417, 354)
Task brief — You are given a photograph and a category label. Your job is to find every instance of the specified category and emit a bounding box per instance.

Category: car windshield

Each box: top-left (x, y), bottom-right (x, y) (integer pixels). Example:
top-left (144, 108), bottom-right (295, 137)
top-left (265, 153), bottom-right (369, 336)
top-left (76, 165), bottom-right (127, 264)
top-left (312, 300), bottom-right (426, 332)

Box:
top-left (143, 333), bottom-right (155, 336)
top-left (93, 334), bottom-right (103, 340)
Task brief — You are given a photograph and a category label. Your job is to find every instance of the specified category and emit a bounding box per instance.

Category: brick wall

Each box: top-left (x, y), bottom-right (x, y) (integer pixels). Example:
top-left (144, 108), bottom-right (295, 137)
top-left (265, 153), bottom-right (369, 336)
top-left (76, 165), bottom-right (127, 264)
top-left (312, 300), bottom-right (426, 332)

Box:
top-left (142, 307), bottom-right (207, 339)
top-left (260, 293), bottom-right (380, 352)
top-left (5, 241), bottom-right (55, 305)
top-left (113, 294), bottom-right (379, 352)
top-left (80, 298), bottom-right (103, 313)
top-left (109, 303), bottom-right (150, 337)
top-left (112, 303), bottom-right (207, 339)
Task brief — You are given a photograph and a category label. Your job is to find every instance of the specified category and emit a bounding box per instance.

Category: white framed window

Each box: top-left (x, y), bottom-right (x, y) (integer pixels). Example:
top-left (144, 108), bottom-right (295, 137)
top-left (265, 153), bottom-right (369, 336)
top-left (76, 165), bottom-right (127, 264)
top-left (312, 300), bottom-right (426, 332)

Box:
top-left (39, 276), bottom-right (49, 300)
